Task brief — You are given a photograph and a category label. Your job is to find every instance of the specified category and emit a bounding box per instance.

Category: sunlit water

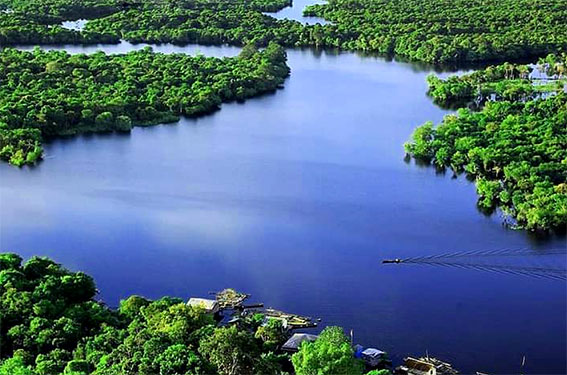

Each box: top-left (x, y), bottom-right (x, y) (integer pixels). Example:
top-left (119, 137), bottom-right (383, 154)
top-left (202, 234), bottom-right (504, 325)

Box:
top-left (1, 8), bottom-right (566, 375)
top-left (61, 19), bottom-right (87, 31)
top-left (265, 0), bottom-right (329, 25)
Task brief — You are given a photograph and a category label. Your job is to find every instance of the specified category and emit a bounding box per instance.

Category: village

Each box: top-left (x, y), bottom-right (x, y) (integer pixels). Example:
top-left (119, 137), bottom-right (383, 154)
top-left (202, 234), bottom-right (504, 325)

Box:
top-left (187, 289), bottom-right (462, 375)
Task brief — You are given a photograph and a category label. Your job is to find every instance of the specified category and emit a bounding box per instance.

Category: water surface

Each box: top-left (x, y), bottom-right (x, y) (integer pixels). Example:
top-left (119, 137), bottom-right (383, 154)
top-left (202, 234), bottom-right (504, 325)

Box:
top-left (1, 40), bottom-right (566, 375)
top-left (265, 0), bottom-right (329, 25)
top-left (61, 19), bottom-right (87, 31)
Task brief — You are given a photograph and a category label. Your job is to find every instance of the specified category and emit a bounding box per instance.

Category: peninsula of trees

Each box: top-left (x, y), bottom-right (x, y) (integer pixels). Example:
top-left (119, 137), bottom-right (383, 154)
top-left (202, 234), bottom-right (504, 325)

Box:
top-left (2, 0), bottom-right (566, 63)
top-left (0, 253), bottom-right (379, 375)
top-left (0, 43), bottom-right (289, 166)
top-left (405, 56), bottom-right (567, 232)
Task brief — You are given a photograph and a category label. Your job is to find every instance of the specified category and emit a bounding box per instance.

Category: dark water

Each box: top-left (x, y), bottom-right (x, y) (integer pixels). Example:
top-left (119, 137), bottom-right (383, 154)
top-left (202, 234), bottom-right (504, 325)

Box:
top-left (2, 41), bottom-right (566, 375)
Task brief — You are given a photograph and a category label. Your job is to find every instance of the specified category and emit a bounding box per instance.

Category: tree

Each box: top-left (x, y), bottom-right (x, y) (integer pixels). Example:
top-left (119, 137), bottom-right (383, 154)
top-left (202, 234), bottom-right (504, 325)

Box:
top-left (238, 42), bottom-right (259, 60)
top-left (114, 115), bottom-right (132, 132)
top-left (367, 370), bottom-right (390, 375)
top-left (118, 295), bottom-right (150, 319)
top-left (255, 318), bottom-right (287, 349)
top-left (292, 326), bottom-right (364, 375)
top-left (198, 325), bottom-right (260, 375)
top-left (0, 357), bottom-right (34, 375)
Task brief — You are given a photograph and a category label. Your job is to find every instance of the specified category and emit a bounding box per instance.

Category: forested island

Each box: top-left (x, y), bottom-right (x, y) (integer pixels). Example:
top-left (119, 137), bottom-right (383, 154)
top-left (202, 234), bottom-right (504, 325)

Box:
top-left (0, 43), bottom-right (289, 166)
top-left (2, 0), bottom-right (566, 63)
top-left (0, 253), bottom-right (383, 375)
top-left (405, 55), bottom-right (567, 232)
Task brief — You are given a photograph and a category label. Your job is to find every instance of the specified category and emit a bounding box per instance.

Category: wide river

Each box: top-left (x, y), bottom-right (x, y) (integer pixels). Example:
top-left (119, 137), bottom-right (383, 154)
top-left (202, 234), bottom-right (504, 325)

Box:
top-left (1, 4), bottom-right (566, 374)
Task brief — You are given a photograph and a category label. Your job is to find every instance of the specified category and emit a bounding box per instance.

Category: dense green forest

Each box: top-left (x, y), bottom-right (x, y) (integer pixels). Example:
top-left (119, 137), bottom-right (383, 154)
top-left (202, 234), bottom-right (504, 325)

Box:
top-left (2, 0), bottom-right (566, 63)
top-left (0, 43), bottom-right (289, 166)
top-left (82, 6), bottom-right (308, 47)
top-left (0, 15), bottom-right (117, 45)
top-left (405, 57), bottom-right (567, 231)
top-left (0, 0), bottom-right (119, 44)
top-left (0, 253), bottom-right (380, 375)
top-left (426, 53), bottom-right (567, 107)
top-left (303, 0), bottom-right (567, 63)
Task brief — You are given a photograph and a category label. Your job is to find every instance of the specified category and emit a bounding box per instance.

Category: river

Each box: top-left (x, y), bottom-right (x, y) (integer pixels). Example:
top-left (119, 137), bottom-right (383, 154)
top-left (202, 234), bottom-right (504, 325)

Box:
top-left (1, 3), bottom-right (566, 375)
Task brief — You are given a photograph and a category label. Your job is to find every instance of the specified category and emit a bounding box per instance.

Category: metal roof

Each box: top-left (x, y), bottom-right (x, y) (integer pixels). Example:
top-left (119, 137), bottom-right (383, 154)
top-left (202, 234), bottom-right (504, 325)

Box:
top-left (187, 298), bottom-right (220, 312)
top-left (282, 333), bottom-right (318, 351)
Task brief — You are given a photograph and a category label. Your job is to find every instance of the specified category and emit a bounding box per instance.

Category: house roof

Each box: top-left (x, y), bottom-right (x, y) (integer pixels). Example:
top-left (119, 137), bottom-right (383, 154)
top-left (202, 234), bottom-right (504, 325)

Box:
top-left (187, 298), bottom-right (219, 311)
top-left (282, 333), bottom-right (318, 351)
top-left (362, 348), bottom-right (386, 358)
top-left (405, 357), bottom-right (435, 372)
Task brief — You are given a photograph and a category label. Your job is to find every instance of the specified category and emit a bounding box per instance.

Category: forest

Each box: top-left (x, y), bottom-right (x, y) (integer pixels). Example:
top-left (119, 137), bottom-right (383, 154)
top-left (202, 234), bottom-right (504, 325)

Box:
top-left (0, 253), bottom-right (383, 375)
top-left (426, 53), bottom-right (567, 107)
top-left (0, 0), bottom-right (119, 44)
top-left (405, 56), bottom-right (567, 231)
top-left (303, 0), bottom-right (567, 63)
top-left (1, 0), bottom-right (566, 63)
top-left (0, 43), bottom-right (290, 166)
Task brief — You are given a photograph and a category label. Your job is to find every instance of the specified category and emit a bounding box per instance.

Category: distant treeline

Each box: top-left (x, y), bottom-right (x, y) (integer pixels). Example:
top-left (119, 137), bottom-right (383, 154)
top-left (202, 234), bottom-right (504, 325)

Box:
top-left (426, 53), bottom-right (567, 107)
top-left (0, 43), bottom-right (289, 166)
top-left (405, 55), bottom-right (567, 232)
top-left (1, 0), bottom-right (566, 63)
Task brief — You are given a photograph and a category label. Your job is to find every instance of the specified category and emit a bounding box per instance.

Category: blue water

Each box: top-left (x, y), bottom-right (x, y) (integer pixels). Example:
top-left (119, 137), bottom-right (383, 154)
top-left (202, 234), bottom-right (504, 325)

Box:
top-left (2, 10), bottom-right (566, 375)
top-left (265, 0), bottom-right (329, 25)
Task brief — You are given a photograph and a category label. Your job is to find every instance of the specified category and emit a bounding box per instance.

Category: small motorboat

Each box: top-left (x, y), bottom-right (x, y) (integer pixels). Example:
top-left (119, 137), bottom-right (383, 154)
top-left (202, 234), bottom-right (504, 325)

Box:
top-left (382, 258), bottom-right (402, 264)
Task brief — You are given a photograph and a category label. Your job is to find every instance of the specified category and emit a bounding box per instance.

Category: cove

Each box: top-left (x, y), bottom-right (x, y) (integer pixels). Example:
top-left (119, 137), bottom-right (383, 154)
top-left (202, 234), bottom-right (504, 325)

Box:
top-left (2, 7), bottom-right (566, 375)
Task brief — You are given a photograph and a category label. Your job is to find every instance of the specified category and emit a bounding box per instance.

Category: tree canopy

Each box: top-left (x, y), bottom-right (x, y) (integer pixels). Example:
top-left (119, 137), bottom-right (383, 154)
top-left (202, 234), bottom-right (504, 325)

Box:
top-left (426, 53), bottom-right (567, 107)
top-left (405, 58), bottom-right (567, 232)
top-left (292, 326), bottom-right (365, 375)
top-left (2, 0), bottom-right (566, 63)
top-left (0, 253), bottom-right (295, 375)
top-left (0, 43), bottom-right (289, 166)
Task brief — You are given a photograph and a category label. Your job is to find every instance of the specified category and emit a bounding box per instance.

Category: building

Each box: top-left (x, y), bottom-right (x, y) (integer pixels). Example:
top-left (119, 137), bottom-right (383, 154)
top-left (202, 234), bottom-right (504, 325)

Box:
top-left (354, 345), bottom-right (390, 367)
top-left (361, 347), bottom-right (389, 367)
top-left (187, 298), bottom-right (220, 314)
top-left (281, 333), bottom-right (318, 352)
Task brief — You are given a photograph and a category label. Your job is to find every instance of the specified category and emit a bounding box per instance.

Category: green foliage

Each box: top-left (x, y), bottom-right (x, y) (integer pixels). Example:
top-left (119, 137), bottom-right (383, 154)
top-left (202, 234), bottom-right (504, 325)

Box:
top-left (0, 0), bottom-right (119, 45)
top-left (0, 357), bottom-right (35, 375)
top-left (426, 56), bottom-right (567, 107)
top-left (255, 318), bottom-right (287, 349)
top-left (1, 253), bottom-right (297, 375)
top-left (367, 370), bottom-right (390, 375)
top-left (84, 0), bottom-right (567, 63)
top-left (0, 254), bottom-right (120, 375)
top-left (0, 128), bottom-right (42, 166)
top-left (4, 0), bottom-right (565, 63)
top-left (82, 0), bottom-right (567, 63)
top-left (292, 326), bottom-right (364, 375)
top-left (406, 86), bottom-right (567, 231)
top-left (199, 325), bottom-right (262, 375)
top-left (303, 0), bottom-right (567, 63)
top-left (63, 360), bottom-right (89, 375)
top-left (118, 295), bottom-right (150, 319)
top-left (0, 45), bottom-right (289, 166)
